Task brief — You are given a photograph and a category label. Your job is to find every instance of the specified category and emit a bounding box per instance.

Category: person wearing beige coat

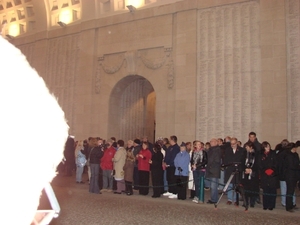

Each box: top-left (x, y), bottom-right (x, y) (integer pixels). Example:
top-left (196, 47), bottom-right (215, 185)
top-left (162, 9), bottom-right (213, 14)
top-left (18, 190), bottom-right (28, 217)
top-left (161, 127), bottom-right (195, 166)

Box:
top-left (113, 140), bottom-right (127, 194)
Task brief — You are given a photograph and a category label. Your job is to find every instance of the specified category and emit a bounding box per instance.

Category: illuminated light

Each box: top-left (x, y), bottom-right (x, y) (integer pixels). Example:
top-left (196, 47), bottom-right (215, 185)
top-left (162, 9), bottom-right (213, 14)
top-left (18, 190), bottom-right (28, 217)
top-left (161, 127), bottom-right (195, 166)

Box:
top-left (59, 9), bottom-right (72, 24)
top-left (126, 0), bottom-right (143, 8)
top-left (8, 23), bottom-right (19, 37)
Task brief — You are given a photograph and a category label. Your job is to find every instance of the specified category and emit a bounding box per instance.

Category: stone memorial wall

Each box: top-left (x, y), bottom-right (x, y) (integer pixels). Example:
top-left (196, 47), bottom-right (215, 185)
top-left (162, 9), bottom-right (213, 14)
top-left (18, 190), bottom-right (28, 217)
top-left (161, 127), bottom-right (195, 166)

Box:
top-left (286, 0), bottom-right (300, 141)
top-left (196, 1), bottom-right (261, 142)
top-left (45, 34), bottom-right (80, 134)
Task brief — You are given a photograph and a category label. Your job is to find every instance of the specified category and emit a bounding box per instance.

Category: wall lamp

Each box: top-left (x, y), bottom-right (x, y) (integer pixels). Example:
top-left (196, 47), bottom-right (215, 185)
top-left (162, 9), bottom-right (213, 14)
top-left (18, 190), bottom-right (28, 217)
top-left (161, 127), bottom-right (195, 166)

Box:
top-left (126, 5), bottom-right (136, 13)
top-left (57, 21), bottom-right (66, 27)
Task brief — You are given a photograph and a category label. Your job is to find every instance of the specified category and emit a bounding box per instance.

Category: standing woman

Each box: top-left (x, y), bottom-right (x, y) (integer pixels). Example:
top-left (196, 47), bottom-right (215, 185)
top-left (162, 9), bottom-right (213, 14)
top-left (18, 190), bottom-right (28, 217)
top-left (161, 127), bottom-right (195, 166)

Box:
top-left (75, 140), bottom-right (86, 184)
top-left (137, 142), bottom-right (152, 195)
top-left (88, 138), bottom-right (104, 194)
top-left (259, 141), bottom-right (278, 210)
top-left (174, 142), bottom-right (190, 200)
top-left (150, 143), bottom-right (164, 198)
top-left (113, 140), bottom-right (127, 194)
top-left (241, 141), bottom-right (259, 210)
top-left (123, 149), bottom-right (135, 195)
top-left (191, 141), bottom-right (207, 203)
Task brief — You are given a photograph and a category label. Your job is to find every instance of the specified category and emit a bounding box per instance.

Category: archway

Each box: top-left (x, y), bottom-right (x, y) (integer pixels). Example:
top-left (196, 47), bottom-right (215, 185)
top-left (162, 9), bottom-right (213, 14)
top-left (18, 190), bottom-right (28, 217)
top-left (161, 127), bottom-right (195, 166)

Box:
top-left (108, 75), bottom-right (156, 143)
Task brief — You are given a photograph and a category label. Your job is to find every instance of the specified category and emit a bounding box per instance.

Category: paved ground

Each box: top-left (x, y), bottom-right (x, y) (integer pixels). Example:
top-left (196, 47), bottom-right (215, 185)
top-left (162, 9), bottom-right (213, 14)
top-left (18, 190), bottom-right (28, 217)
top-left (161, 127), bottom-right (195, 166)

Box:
top-left (41, 174), bottom-right (300, 225)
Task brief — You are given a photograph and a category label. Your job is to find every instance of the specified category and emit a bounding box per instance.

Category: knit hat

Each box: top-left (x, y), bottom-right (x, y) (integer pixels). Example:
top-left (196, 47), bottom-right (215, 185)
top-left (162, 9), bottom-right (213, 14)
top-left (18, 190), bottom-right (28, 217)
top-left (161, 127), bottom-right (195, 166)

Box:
top-left (180, 142), bottom-right (186, 147)
top-left (134, 139), bottom-right (141, 145)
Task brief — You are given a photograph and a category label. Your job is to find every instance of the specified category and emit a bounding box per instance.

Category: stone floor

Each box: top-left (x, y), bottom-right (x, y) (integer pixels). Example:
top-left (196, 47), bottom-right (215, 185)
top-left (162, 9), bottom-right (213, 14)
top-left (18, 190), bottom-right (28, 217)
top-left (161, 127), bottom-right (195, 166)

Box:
top-left (41, 174), bottom-right (300, 225)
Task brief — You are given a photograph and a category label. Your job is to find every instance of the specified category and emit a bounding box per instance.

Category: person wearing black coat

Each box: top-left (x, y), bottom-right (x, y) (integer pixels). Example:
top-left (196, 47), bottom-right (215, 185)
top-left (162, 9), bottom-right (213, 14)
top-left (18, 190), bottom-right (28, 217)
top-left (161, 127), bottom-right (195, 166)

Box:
top-left (259, 141), bottom-right (278, 210)
top-left (241, 141), bottom-right (259, 209)
top-left (63, 136), bottom-right (75, 176)
top-left (206, 139), bottom-right (221, 204)
top-left (223, 138), bottom-right (245, 205)
top-left (283, 143), bottom-right (300, 212)
top-left (86, 138), bottom-right (104, 194)
top-left (150, 144), bottom-right (164, 198)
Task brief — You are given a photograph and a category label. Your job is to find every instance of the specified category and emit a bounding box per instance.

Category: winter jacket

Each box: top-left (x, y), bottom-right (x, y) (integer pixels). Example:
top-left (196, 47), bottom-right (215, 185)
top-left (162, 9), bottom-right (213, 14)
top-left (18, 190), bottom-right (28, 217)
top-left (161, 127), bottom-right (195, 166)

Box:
top-left (174, 151), bottom-right (190, 176)
top-left (137, 148), bottom-right (152, 171)
top-left (87, 146), bottom-right (103, 164)
top-left (101, 146), bottom-right (116, 170)
top-left (164, 144), bottom-right (180, 167)
top-left (191, 149), bottom-right (208, 170)
top-left (206, 146), bottom-right (221, 178)
top-left (113, 147), bottom-right (126, 180)
top-left (259, 150), bottom-right (278, 189)
top-left (123, 159), bottom-right (135, 182)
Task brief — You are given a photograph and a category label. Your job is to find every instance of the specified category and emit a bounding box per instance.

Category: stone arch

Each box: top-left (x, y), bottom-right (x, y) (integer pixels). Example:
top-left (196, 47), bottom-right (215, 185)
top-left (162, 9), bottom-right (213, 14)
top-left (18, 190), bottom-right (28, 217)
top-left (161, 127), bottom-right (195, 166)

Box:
top-left (108, 75), bottom-right (156, 143)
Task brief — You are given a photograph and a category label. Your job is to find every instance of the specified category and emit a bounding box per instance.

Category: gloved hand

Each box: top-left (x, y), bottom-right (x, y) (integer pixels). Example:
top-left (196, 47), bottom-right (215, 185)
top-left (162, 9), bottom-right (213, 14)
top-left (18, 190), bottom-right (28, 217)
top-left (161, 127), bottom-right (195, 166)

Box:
top-left (265, 169), bottom-right (274, 176)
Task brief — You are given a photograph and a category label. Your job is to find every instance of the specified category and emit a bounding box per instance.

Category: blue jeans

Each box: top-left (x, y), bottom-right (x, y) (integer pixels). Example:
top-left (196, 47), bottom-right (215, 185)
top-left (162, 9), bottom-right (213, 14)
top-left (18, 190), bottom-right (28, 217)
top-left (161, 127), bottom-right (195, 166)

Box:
top-left (227, 183), bottom-right (237, 202)
top-left (193, 170), bottom-right (205, 199)
top-left (89, 164), bottom-right (100, 194)
top-left (218, 170), bottom-right (224, 190)
top-left (209, 177), bottom-right (219, 202)
top-left (163, 170), bottom-right (168, 191)
top-left (76, 165), bottom-right (84, 182)
top-left (280, 181), bottom-right (296, 206)
top-left (102, 169), bottom-right (113, 190)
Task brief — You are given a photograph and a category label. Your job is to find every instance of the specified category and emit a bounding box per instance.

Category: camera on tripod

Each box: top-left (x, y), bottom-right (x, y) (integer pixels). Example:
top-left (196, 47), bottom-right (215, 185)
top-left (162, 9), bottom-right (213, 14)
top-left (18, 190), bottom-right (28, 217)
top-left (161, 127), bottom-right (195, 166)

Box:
top-left (221, 162), bottom-right (241, 170)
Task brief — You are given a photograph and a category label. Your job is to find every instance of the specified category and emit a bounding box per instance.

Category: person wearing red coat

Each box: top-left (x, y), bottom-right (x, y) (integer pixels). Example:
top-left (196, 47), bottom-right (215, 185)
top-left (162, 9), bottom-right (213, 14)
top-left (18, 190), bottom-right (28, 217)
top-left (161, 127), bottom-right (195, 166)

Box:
top-left (100, 140), bottom-right (116, 191)
top-left (136, 142), bottom-right (152, 195)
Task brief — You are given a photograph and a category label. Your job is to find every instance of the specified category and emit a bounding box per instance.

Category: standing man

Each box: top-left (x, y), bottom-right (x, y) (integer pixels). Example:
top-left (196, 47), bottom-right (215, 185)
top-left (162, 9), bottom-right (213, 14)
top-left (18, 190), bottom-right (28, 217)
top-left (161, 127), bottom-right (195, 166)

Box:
top-left (206, 138), bottom-right (222, 204)
top-left (223, 137), bottom-right (244, 205)
top-left (163, 135), bottom-right (180, 199)
top-left (248, 131), bottom-right (262, 204)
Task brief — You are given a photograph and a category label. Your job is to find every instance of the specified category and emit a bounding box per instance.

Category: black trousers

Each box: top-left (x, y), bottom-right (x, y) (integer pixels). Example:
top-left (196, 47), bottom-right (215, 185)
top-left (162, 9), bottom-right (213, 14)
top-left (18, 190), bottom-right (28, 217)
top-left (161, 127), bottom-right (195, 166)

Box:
top-left (262, 187), bottom-right (276, 209)
top-left (166, 166), bottom-right (177, 194)
top-left (151, 169), bottom-right (164, 197)
top-left (244, 194), bottom-right (256, 207)
top-left (139, 170), bottom-right (150, 195)
top-left (176, 175), bottom-right (188, 200)
top-left (133, 166), bottom-right (139, 190)
top-left (286, 178), bottom-right (297, 211)
top-left (125, 180), bottom-right (133, 194)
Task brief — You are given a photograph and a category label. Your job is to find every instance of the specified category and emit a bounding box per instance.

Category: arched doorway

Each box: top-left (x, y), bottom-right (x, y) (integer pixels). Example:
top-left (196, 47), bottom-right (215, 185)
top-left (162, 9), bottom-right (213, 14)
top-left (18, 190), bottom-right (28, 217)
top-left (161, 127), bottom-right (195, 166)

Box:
top-left (108, 75), bottom-right (156, 143)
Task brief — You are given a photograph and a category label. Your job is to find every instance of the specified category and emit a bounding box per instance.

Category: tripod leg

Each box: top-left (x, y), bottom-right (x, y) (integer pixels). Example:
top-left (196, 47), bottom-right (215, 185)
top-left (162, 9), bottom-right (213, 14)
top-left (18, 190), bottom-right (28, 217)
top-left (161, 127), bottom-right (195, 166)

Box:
top-left (214, 173), bottom-right (235, 208)
top-left (236, 184), bottom-right (247, 210)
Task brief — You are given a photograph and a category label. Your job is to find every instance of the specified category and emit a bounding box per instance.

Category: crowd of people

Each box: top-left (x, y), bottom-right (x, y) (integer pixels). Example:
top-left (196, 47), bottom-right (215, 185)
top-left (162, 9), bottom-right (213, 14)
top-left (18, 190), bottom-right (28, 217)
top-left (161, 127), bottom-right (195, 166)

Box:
top-left (60, 132), bottom-right (300, 213)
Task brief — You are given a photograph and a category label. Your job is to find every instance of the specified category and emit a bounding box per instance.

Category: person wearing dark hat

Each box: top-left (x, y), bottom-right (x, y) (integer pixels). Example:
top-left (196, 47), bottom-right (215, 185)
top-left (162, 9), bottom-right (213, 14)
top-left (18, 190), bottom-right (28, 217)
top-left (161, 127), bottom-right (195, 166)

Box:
top-left (173, 142), bottom-right (190, 200)
top-left (284, 142), bottom-right (300, 212)
top-left (132, 139), bottom-right (141, 190)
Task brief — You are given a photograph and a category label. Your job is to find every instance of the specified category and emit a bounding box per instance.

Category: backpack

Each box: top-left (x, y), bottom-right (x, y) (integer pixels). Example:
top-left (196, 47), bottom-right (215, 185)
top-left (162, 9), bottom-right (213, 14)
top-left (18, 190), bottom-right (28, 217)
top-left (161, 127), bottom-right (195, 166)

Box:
top-left (76, 151), bottom-right (87, 167)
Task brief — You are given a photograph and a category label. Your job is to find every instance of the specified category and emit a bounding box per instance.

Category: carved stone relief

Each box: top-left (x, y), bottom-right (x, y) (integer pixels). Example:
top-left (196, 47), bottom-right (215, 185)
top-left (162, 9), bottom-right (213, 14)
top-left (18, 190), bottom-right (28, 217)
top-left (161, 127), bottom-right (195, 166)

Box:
top-left (196, 1), bottom-right (261, 142)
top-left (96, 46), bottom-right (173, 94)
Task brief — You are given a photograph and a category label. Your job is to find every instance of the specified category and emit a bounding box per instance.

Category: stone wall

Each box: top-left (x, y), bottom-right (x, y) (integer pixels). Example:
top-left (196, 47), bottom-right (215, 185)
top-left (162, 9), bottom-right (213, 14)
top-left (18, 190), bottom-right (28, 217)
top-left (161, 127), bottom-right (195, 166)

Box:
top-left (196, 1), bottom-right (261, 143)
top-left (286, 0), bottom-right (300, 142)
top-left (9, 0), bottom-right (297, 145)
